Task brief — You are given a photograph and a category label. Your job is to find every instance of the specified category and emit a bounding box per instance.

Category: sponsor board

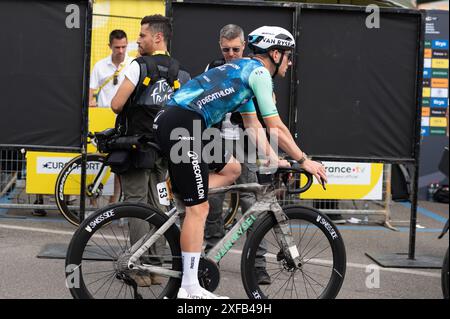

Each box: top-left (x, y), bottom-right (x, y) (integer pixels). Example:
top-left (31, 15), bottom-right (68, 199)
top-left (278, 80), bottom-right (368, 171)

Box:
top-left (301, 162), bottom-right (383, 200)
top-left (431, 78), bottom-right (448, 88)
top-left (431, 88), bottom-right (448, 98)
top-left (431, 108), bottom-right (447, 117)
top-left (430, 117), bottom-right (448, 127)
top-left (431, 98), bottom-right (448, 108)
top-left (432, 69), bottom-right (448, 78)
top-left (432, 40), bottom-right (449, 50)
top-left (421, 127), bottom-right (430, 136)
top-left (422, 107), bottom-right (430, 117)
top-left (26, 108), bottom-right (116, 194)
top-left (430, 127), bottom-right (447, 135)
top-left (432, 58), bottom-right (449, 69)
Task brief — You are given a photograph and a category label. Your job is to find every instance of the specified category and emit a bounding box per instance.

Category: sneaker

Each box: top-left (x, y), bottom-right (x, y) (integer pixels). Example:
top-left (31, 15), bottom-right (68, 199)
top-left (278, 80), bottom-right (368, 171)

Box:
top-left (150, 274), bottom-right (163, 285)
top-left (32, 209), bottom-right (47, 217)
top-left (327, 214), bottom-right (346, 224)
top-left (177, 287), bottom-right (229, 299)
top-left (129, 272), bottom-right (163, 287)
top-left (256, 268), bottom-right (271, 285)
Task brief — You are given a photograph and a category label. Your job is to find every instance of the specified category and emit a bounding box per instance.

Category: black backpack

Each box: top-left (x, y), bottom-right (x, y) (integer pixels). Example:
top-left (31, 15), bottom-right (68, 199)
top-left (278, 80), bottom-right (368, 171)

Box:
top-left (115, 55), bottom-right (180, 139)
top-left (109, 55), bottom-right (180, 173)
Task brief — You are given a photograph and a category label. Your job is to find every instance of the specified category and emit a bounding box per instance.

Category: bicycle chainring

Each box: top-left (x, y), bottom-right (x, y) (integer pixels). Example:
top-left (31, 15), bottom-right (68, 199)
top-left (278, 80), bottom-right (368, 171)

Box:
top-left (198, 258), bottom-right (220, 292)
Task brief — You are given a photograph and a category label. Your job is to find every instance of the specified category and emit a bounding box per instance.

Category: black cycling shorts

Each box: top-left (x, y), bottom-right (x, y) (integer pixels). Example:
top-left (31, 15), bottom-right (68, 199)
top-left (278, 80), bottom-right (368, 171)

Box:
top-left (154, 107), bottom-right (231, 206)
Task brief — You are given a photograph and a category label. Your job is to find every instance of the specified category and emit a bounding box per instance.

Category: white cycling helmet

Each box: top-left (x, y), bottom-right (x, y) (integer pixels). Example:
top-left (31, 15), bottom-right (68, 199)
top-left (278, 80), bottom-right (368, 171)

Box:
top-left (248, 26), bottom-right (295, 54)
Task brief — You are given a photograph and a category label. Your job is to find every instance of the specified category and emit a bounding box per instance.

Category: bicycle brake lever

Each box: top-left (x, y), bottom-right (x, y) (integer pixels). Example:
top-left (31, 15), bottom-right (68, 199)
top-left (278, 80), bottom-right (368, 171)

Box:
top-left (320, 178), bottom-right (326, 191)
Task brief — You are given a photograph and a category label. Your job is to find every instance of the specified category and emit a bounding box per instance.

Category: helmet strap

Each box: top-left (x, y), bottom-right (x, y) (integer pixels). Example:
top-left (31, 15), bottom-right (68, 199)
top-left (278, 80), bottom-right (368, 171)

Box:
top-left (268, 50), bottom-right (284, 78)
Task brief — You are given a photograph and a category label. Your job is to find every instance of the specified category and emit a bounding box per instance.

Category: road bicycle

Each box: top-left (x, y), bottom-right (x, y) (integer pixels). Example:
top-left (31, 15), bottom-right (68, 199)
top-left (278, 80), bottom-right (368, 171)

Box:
top-left (65, 154), bottom-right (347, 299)
top-left (54, 130), bottom-right (122, 226)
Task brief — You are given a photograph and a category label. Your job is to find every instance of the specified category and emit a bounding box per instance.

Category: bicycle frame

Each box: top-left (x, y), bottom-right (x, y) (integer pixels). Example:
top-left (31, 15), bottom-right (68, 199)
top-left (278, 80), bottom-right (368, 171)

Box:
top-left (86, 158), bottom-right (111, 197)
top-left (127, 182), bottom-right (302, 278)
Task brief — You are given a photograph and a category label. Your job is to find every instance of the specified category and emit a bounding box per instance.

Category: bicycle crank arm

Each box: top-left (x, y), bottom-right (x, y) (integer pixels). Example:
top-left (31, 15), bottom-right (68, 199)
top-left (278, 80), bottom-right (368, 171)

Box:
top-left (135, 265), bottom-right (181, 279)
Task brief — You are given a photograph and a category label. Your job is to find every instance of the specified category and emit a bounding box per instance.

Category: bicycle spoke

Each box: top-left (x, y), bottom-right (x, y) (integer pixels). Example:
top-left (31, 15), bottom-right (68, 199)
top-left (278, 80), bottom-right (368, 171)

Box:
top-left (99, 230), bottom-right (121, 258)
top-left (301, 269), bottom-right (324, 296)
top-left (108, 223), bottom-right (125, 252)
top-left (302, 245), bottom-right (331, 266)
top-left (103, 271), bottom-right (118, 298)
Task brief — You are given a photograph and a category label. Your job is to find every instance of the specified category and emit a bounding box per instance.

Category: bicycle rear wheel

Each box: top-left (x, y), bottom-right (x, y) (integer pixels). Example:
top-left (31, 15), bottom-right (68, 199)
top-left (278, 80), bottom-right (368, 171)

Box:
top-left (65, 203), bottom-right (182, 299)
top-left (241, 205), bottom-right (346, 299)
top-left (55, 154), bottom-right (122, 226)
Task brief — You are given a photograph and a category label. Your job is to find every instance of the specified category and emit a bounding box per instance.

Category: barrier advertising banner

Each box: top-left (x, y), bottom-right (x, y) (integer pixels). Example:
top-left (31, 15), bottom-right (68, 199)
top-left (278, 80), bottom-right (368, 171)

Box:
top-left (301, 162), bottom-right (384, 200)
top-left (26, 108), bottom-right (116, 194)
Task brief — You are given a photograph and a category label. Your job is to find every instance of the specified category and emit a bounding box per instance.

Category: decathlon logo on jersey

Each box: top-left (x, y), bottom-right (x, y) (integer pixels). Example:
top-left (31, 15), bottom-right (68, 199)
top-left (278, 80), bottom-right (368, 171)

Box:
top-left (188, 151), bottom-right (205, 200)
top-left (195, 87), bottom-right (236, 108)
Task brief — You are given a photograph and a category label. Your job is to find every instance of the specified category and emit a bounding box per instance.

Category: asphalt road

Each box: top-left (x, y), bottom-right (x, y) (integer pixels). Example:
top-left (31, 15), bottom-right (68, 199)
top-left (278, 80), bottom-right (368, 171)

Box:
top-left (0, 200), bottom-right (448, 300)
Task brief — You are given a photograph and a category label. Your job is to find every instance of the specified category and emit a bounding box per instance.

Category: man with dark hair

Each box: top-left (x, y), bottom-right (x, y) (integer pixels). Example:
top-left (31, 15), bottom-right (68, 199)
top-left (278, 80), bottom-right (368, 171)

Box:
top-left (89, 29), bottom-right (132, 108)
top-left (111, 14), bottom-right (190, 287)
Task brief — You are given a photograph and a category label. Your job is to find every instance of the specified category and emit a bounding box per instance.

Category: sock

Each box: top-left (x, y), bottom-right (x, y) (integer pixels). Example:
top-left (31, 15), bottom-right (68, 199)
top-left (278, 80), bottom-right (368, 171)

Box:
top-left (181, 252), bottom-right (201, 293)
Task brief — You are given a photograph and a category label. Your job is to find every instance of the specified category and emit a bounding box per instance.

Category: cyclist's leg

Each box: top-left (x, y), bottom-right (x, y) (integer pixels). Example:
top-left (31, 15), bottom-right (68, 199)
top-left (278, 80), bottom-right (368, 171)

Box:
top-left (155, 106), bottom-right (232, 298)
top-left (208, 155), bottom-right (241, 188)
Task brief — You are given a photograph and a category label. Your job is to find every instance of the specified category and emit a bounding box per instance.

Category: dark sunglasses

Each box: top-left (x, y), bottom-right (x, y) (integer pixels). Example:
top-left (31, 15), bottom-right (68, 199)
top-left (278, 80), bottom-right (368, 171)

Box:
top-left (221, 47), bottom-right (241, 53)
top-left (285, 51), bottom-right (293, 62)
top-left (113, 72), bottom-right (119, 85)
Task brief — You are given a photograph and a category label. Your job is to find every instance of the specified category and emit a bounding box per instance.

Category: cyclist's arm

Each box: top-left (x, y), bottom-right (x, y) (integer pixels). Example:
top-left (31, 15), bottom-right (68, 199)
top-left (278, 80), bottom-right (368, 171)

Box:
top-left (240, 111), bottom-right (279, 164)
top-left (244, 67), bottom-right (327, 182)
top-left (242, 67), bottom-right (304, 161)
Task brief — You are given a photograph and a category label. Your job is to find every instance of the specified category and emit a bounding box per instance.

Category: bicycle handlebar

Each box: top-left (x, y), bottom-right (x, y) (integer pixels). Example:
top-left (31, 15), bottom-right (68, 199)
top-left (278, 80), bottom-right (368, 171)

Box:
top-left (276, 161), bottom-right (314, 194)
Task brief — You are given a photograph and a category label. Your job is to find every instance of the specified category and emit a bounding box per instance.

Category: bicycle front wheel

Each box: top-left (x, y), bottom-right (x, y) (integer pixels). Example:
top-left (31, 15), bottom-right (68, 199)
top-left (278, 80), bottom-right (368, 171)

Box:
top-left (65, 203), bottom-right (182, 299)
top-left (55, 154), bottom-right (122, 226)
top-left (241, 205), bottom-right (346, 299)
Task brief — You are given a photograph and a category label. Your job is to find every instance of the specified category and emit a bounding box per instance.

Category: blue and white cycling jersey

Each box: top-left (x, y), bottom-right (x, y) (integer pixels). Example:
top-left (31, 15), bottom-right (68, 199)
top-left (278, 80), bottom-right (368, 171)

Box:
top-left (167, 58), bottom-right (279, 127)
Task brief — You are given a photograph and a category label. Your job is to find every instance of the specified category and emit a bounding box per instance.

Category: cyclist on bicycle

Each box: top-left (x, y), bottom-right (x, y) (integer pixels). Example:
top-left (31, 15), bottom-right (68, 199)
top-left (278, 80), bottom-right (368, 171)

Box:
top-left (154, 26), bottom-right (327, 299)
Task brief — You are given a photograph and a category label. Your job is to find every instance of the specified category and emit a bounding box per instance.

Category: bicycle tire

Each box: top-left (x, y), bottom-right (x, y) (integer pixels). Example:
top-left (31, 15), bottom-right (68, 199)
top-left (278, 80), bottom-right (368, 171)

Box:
top-left (55, 154), bottom-right (122, 226)
top-left (222, 191), bottom-right (240, 227)
top-left (65, 202), bottom-right (182, 299)
top-left (442, 247), bottom-right (449, 299)
top-left (241, 205), bottom-right (346, 299)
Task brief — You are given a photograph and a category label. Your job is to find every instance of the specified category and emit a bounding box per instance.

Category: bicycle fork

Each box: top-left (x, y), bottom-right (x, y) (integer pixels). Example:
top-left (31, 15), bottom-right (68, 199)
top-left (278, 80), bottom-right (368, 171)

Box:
top-left (270, 203), bottom-right (303, 269)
